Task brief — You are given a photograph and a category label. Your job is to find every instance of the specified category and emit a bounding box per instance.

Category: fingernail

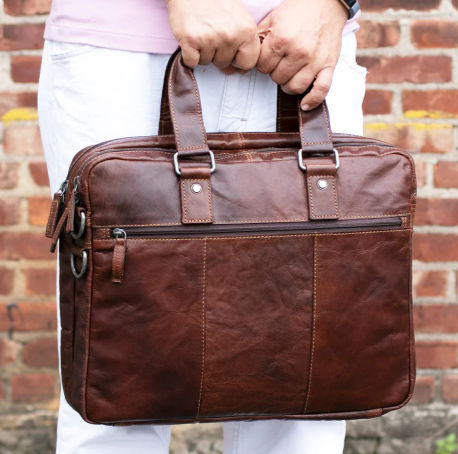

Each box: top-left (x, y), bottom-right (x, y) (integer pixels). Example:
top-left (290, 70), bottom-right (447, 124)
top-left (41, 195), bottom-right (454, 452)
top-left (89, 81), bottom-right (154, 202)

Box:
top-left (301, 104), bottom-right (310, 111)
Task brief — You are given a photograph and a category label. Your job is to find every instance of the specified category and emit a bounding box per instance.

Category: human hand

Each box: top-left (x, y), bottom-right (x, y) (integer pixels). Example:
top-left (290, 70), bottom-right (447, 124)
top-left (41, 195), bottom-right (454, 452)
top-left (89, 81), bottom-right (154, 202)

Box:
top-left (166, 0), bottom-right (260, 74)
top-left (256, 0), bottom-right (348, 110)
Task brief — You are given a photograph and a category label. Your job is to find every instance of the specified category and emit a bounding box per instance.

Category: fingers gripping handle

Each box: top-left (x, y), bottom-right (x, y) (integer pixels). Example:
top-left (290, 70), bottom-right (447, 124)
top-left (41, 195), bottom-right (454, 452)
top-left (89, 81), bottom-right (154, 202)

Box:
top-left (161, 49), bottom-right (334, 154)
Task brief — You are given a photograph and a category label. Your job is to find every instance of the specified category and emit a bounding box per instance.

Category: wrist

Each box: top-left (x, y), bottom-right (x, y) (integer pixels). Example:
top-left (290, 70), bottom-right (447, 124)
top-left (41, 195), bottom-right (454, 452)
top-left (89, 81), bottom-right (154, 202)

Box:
top-left (336, 0), bottom-right (360, 19)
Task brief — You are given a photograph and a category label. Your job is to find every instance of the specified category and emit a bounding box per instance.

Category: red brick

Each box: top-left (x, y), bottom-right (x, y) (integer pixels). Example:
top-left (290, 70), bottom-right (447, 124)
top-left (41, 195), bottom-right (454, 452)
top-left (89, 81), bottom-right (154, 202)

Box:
top-left (403, 90), bottom-right (458, 119)
top-left (0, 301), bottom-right (56, 331)
top-left (434, 162), bottom-right (458, 188)
top-left (442, 375), bottom-right (458, 403)
top-left (415, 199), bottom-right (458, 226)
top-left (358, 56), bottom-right (452, 84)
top-left (416, 341), bottom-right (458, 369)
top-left (29, 162), bottom-right (49, 186)
top-left (0, 198), bottom-right (21, 225)
top-left (0, 232), bottom-right (52, 260)
top-left (356, 21), bottom-right (400, 48)
top-left (0, 381), bottom-right (4, 400)
top-left (413, 271), bottom-right (448, 298)
top-left (363, 124), bottom-right (453, 154)
top-left (0, 24), bottom-right (44, 51)
top-left (413, 234), bottom-right (458, 262)
top-left (11, 373), bottom-right (54, 403)
top-left (11, 56), bottom-right (41, 83)
top-left (4, 0), bottom-right (52, 15)
top-left (363, 90), bottom-right (392, 115)
top-left (411, 21), bottom-right (458, 48)
top-left (0, 163), bottom-right (19, 189)
top-left (0, 92), bottom-right (37, 117)
top-left (415, 161), bottom-right (426, 188)
top-left (0, 337), bottom-right (15, 366)
top-left (0, 267), bottom-right (14, 295)
top-left (28, 196), bottom-right (51, 226)
top-left (411, 375), bottom-right (435, 403)
top-left (22, 337), bottom-right (58, 368)
top-left (24, 268), bottom-right (56, 295)
top-left (364, 0), bottom-right (441, 11)
top-left (414, 305), bottom-right (458, 333)
top-left (4, 125), bottom-right (43, 155)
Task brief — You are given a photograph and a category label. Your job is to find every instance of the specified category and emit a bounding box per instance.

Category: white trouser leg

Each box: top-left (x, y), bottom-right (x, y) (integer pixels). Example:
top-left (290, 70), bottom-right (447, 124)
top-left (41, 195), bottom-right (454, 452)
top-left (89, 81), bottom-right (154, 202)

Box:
top-left (38, 31), bottom-right (365, 454)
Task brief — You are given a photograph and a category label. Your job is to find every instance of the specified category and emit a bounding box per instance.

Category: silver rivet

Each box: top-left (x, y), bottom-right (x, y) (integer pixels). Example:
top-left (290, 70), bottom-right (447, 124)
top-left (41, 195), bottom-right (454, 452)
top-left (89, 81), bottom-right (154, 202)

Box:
top-left (191, 183), bottom-right (203, 194)
top-left (317, 179), bottom-right (328, 190)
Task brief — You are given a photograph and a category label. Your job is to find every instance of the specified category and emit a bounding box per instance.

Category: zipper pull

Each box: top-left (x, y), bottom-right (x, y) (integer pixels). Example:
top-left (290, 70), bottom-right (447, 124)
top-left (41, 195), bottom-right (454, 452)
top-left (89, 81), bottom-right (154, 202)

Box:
top-left (111, 228), bottom-right (127, 284)
top-left (45, 180), bottom-right (67, 239)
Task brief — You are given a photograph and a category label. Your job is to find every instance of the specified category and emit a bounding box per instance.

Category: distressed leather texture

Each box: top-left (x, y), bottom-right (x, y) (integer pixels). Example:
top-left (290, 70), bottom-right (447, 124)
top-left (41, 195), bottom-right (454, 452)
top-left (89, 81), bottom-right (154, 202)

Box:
top-left (49, 50), bottom-right (417, 426)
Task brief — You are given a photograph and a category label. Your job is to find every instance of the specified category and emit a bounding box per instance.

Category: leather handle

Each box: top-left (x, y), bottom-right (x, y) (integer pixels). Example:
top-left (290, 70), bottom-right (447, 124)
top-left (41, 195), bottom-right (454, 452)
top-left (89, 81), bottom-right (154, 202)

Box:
top-left (160, 49), bottom-right (334, 155)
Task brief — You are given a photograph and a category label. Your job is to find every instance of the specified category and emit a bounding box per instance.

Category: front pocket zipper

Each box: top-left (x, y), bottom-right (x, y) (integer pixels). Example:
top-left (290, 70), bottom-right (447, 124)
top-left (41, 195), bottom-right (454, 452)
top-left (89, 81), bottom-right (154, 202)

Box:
top-left (108, 217), bottom-right (403, 283)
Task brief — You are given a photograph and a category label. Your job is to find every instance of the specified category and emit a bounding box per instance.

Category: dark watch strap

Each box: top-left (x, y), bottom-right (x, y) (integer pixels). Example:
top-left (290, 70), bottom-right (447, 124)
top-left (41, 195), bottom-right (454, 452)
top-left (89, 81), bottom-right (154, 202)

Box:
top-left (338, 0), bottom-right (360, 19)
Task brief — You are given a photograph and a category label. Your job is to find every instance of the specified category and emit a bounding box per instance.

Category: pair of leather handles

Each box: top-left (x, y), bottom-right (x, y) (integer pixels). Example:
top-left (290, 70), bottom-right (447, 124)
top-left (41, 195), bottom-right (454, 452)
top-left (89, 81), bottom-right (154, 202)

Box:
top-left (159, 49), bottom-right (335, 159)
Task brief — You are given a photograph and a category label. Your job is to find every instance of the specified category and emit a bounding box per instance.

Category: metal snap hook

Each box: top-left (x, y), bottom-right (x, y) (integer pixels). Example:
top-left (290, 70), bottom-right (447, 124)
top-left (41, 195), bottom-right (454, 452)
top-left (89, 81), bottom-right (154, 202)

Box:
top-left (70, 250), bottom-right (88, 279)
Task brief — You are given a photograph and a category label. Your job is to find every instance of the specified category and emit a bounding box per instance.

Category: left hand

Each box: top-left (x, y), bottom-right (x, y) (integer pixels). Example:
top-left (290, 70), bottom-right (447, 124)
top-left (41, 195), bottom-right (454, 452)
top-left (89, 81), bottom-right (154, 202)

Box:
top-left (256, 0), bottom-right (348, 110)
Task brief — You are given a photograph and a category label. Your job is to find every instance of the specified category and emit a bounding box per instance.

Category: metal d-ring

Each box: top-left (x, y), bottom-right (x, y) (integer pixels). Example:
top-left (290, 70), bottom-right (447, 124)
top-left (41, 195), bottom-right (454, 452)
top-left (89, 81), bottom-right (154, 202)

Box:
top-left (71, 210), bottom-right (86, 240)
top-left (298, 148), bottom-right (340, 172)
top-left (70, 250), bottom-right (88, 279)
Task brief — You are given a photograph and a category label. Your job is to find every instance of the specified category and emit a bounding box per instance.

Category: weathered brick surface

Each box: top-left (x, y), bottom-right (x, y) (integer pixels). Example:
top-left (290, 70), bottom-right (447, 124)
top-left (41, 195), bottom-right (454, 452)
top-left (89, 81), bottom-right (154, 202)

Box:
top-left (22, 337), bottom-right (58, 367)
top-left (413, 271), bottom-right (448, 298)
top-left (11, 374), bottom-right (54, 403)
top-left (414, 305), bottom-right (458, 333)
top-left (356, 21), bottom-right (400, 48)
top-left (410, 376), bottom-right (435, 404)
top-left (358, 56), bottom-right (452, 84)
top-left (0, 1), bottom-right (457, 453)
top-left (11, 56), bottom-right (42, 83)
top-left (23, 268), bottom-right (56, 295)
top-left (29, 162), bottom-right (49, 186)
top-left (441, 375), bottom-right (458, 403)
top-left (4, 0), bottom-right (52, 16)
top-left (362, 90), bottom-right (392, 115)
top-left (411, 21), bottom-right (458, 48)
top-left (0, 198), bottom-right (21, 226)
top-left (416, 341), bottom-right (458, 369)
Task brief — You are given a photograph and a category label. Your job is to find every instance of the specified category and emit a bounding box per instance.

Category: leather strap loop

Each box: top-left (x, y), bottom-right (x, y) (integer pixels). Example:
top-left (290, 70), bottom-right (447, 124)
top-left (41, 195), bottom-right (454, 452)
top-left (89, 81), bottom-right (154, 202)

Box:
top-left (159, 50), bottom-right (334, 154)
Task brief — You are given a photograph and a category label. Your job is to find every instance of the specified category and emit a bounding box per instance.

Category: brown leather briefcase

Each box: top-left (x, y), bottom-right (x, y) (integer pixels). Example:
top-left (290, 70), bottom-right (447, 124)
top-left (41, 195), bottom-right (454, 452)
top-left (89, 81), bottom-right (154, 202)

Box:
top-left (46, 50), bottom-right (416, 425)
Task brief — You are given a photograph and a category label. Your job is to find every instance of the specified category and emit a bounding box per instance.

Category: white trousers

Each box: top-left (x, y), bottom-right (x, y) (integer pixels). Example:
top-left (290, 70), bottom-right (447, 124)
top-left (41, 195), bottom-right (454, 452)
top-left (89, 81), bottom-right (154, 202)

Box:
top-left (38, 32), bottom-right (366, 454)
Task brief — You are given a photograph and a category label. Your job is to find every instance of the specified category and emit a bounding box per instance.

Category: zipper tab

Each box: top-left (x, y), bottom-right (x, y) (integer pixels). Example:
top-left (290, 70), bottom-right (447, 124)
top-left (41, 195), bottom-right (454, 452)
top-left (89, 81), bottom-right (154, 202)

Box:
top-left (45, 180), bottom-right (68, 239)
top-left (111, 228), bottom-right (127, 284)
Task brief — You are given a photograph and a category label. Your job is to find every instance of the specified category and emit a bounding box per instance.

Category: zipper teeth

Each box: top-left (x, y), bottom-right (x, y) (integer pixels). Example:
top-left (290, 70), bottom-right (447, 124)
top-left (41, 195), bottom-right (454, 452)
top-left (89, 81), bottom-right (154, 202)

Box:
top-left (68, 141), bottom-right (395, 190)
top-left (110, 218), bottom-right (402, 237)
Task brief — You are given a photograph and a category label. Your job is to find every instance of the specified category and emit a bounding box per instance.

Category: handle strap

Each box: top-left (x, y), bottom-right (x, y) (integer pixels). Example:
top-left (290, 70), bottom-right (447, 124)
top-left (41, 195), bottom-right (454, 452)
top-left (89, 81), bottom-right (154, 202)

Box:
top-left (159, 50), bottom-right (334, 154)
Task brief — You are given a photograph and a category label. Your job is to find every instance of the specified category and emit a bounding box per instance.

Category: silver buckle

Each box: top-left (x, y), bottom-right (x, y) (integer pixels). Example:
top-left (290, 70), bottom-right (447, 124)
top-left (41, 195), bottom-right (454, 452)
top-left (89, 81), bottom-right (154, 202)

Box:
top-left (173, 150), bottom-right (216, 176)
top-left (70, 250), bottom-right (88, 279)
top-left (298, 148), bottom-right (340, 172)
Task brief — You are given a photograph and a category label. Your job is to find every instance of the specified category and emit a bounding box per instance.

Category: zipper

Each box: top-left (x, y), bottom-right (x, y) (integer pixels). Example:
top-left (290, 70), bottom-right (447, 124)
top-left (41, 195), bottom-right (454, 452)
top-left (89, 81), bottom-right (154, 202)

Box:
top-left (108, 217), bottom-right (403, 283)
top-left (66, 141), bottom-right (395, 198)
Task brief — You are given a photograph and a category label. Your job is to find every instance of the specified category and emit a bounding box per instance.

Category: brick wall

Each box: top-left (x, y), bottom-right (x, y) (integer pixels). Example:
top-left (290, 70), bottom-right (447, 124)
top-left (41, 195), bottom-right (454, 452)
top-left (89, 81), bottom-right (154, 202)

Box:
top-left (0, 0), bottom-right (457, 452)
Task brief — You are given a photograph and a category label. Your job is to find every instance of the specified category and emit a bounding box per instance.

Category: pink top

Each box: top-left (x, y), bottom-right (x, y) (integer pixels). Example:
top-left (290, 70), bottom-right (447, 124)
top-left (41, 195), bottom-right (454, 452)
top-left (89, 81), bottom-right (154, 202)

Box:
top-left (44, 0), bottom-right (360, 54)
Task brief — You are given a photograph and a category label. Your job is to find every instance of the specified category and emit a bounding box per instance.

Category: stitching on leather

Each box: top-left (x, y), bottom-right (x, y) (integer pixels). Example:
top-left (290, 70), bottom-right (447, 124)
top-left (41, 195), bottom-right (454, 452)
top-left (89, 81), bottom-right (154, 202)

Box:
top-left (116, 229), bottom-right (409, 242)
top-left (46, 199), bottom-right (59, 235)
top-left (308, 175), bottom-right (338, 218)
top-left (112, 241), bottom-right (123, 283)
top-left (299, 103), bottom-right (332, 147)
top-left (189, 65), bottom-right (208, 150)
top-left (168, 58), bottom-right (180, 149)
top-left (303, 237), bottom-right (317, 414)
top-left (92, 214), bottom-right (411, 228)
top-left (197, 239), bottom-right (207, 417)
top-left (181, 178), bottom-right (213, 223)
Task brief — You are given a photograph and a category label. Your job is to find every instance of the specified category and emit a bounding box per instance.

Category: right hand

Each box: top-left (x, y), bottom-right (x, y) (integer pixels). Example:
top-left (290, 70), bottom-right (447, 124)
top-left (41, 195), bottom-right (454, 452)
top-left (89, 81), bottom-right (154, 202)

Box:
top-left (166, 0), bottom-right (260, 74)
